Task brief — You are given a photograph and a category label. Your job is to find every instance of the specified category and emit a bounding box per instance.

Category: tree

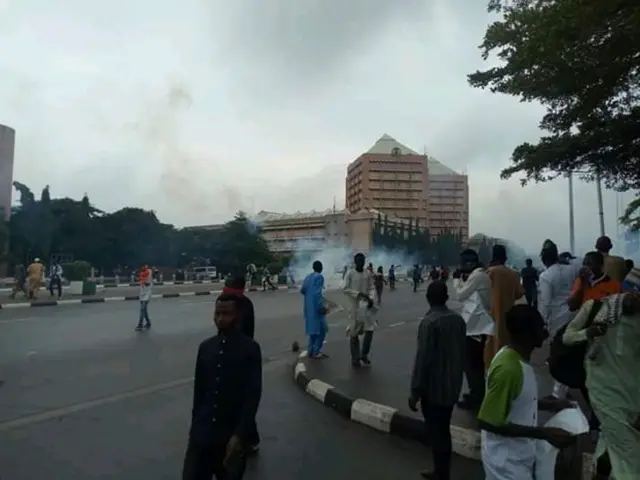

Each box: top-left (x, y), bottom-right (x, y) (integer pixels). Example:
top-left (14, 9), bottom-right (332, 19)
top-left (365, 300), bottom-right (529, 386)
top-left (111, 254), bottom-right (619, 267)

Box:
top-left (469, 0), bottom-right (640, 227)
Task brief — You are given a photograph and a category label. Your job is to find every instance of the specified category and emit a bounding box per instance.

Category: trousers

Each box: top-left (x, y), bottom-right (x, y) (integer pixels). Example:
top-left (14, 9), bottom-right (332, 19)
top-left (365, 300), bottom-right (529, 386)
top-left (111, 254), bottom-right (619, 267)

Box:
top-left (308, 332), bottom-right (326, 356)
top-left (464, 336), bottom-right (486, 404)
top-left (421, 401), bottom-right (455, 480)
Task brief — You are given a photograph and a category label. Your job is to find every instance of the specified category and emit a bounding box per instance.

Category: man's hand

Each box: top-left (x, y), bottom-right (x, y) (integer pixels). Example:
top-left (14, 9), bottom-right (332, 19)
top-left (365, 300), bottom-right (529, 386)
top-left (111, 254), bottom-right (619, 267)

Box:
top-left (540, 397), bottom-right (575, 413)
top-left (541, 427), bottom-right (577, 449)
top-left (452, 269), bottom-right (462, 280)
top-left (586, 324), bottom-right (607, 339)
top-left (408, 396), bottom-right (420, 412)
top-left (223, 435), bottom-right (242, 467)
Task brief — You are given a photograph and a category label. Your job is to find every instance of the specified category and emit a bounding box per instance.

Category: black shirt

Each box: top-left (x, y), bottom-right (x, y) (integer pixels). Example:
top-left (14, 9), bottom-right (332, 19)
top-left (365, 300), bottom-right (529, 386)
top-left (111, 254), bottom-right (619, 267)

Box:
top-left (520, 266), bottom-right (539, 289)
top-left (189, 330), bottom-right (262, 447)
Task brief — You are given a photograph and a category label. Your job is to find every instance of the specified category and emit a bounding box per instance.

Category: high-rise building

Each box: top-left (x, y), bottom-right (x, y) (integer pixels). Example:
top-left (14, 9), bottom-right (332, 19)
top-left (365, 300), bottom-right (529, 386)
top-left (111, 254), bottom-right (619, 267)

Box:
top-left (0, 124), bottom-right (16, 221)
top-left (345, 134), bottom-right (468, 240)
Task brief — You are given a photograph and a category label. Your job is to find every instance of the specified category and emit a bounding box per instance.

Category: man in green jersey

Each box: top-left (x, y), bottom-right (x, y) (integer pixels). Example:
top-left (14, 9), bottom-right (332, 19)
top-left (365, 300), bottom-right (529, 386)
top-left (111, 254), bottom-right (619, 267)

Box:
top-left (477, 305), bottom-right (576, 479)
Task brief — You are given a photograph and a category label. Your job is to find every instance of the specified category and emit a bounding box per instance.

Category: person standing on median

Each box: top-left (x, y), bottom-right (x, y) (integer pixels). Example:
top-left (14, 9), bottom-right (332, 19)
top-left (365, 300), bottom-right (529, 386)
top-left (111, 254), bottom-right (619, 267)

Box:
top-left (477, 304), bottom-right (576, 480)
top-left (135, 265), bottom-right (153, 331)
top-left (182, 293), bottom-right (262, 480)
top-left (452, 249), bottom-right (492, 411)
top-left (343, 252), bottom-right (376, 367)
top-left (301, 261), bottom-right (329, 360)
top-left (409, 280), bottom-right (466, 480)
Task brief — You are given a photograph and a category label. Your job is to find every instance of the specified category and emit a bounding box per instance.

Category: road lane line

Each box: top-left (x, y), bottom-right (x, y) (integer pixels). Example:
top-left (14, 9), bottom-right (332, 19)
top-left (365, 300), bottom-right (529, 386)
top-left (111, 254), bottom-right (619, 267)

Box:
top-left (389, 322), bottom-right (405, 328)
top-left (0, 356), bottom-right (290, 432)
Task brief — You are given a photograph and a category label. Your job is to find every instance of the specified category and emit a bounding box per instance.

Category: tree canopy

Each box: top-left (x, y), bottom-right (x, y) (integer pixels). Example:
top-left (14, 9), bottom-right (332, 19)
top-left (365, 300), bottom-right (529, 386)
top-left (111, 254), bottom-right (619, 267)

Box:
top-left (3, 182), bottom-right (274, 275)
top-left (469, 0), bottom-right (640, 229)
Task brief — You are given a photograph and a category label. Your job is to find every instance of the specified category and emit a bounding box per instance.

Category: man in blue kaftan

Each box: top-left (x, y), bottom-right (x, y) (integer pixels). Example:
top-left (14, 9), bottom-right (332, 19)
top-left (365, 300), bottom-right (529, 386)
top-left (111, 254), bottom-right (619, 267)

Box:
top-left (301, 261), bottom-right (329, 359)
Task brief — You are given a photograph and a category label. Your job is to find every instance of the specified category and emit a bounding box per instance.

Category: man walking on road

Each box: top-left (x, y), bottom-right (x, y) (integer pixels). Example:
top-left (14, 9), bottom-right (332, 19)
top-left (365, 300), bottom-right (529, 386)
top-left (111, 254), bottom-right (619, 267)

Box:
top-left (301, 261), bottom-right (329, 359)
top-left (452, 249), bottom-right (492, 411)
top-left (135, 265), bottom-right (153, 331)
top-left (9, 263), bottom-right (27, 299)
top-left (182, 293), bottom-right (262, 480)
top-left (343, 253), bottom-right (376, 367)
top-left (409, 281), bottom-right (466, 480)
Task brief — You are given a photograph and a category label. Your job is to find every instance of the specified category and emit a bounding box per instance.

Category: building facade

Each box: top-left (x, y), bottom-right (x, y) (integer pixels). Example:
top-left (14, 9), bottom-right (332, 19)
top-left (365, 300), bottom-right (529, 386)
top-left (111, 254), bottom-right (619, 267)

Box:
top-left (0, 124), bottom-right (16, 221)
top-left (345, 134), bottom-right (468, 241)
top-left (252, 208), bottom-right (410, 256)
top-left (346, 134), bottom-right (429, 224)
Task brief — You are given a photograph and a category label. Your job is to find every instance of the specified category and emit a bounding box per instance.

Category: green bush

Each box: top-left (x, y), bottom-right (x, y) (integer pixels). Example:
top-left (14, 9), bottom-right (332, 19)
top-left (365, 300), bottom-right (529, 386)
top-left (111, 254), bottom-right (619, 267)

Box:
top-left (62, 261), bottom-right (92, 281)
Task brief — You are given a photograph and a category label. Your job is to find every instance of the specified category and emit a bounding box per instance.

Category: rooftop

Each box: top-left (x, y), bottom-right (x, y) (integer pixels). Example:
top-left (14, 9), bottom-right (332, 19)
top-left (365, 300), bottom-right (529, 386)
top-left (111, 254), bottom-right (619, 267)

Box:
top-left (253, 209), bottom-right (347, 222)
top-left (365, 134), bottom-right (462, 175)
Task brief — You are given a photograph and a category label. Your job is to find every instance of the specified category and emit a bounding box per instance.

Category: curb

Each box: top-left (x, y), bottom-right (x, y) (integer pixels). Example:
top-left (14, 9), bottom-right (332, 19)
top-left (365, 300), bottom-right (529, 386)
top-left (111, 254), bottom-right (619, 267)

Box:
top-left (292, 355), bottom-right (594, 480)
top-left (0, 286), bottom-right (292, 310)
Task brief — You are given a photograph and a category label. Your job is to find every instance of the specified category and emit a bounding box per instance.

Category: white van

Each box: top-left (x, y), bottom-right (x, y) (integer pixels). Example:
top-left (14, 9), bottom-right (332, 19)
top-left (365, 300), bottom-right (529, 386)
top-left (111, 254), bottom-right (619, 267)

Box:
top-left (192, 266), bottom-right (217, 281)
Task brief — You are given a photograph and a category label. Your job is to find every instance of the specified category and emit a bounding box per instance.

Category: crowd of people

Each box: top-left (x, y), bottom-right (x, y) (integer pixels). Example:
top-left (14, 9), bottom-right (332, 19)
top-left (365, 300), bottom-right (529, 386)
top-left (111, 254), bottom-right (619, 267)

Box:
top-left (404, 235), bottom-right (639, 480)
top-left (64, 234), bottom-right (636, 479)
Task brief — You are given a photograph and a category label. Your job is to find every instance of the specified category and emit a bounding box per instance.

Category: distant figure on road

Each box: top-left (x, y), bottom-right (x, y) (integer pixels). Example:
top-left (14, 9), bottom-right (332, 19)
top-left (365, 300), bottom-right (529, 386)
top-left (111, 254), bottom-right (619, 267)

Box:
top-left (9, 263), bottom-right (27, 299)
top-left (412, 264), bottom-right (421, 293)
top-left (373, 266), bottom-right (386, 305)
top-left (135, 265), bottom-right (153, 331)
top-left (343, 253), bottom-right (376, 367)
top-left (301, 261), bottom-right (329, 359)
top-left (182, 293), bottom-right (262, 480)
top-left (27, 258), bottom-right (44, 300)
top-left (388, 264), bottom-right (396, 290)
top-left (520, 258), bottom-right (539, 308)
top-left (409, 280), bottom-right (466, 480)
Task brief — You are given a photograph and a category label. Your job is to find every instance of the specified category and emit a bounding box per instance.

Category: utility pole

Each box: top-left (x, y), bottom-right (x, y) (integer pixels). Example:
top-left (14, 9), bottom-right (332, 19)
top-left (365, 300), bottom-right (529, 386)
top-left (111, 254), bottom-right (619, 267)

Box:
top-left (568, 172), bottom-right (575, 254)
top-left (596, 171), bottom-right (605, 237)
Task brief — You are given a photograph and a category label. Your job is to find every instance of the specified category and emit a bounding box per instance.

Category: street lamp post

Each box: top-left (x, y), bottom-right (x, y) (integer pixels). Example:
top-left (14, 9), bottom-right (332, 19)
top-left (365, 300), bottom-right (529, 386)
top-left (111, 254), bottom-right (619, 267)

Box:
top-left (568, 170), bottom-right (606, 253)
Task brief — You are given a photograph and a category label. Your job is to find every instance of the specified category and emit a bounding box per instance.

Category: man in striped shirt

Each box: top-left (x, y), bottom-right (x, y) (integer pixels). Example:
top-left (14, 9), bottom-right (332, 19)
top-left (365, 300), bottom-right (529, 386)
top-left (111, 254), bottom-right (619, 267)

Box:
top-left (409, 281), bottom-right (467, 480)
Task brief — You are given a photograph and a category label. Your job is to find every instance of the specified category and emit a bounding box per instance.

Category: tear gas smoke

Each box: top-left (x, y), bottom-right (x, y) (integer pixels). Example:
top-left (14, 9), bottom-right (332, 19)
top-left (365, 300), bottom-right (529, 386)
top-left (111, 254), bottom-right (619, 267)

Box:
top-left (284, 239), bottom-right (415, 290)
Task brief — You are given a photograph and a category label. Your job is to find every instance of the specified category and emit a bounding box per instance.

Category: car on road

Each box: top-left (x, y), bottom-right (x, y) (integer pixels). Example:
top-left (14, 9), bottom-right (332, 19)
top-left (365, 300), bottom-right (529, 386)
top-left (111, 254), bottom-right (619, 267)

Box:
top-left (191, 266), bottom-right (218, 281)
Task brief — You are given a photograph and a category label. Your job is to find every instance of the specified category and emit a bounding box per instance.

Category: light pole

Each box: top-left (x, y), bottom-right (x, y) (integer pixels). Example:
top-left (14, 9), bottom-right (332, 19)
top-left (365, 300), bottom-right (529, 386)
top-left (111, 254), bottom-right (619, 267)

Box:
top-left (568, 170), bottom-right (605, 254)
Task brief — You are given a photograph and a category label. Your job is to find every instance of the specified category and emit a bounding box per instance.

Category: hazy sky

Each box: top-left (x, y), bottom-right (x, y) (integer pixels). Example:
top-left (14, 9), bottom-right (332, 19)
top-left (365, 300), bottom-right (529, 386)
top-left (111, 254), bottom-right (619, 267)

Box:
top-left (1, 0), bottom-right (636, 256)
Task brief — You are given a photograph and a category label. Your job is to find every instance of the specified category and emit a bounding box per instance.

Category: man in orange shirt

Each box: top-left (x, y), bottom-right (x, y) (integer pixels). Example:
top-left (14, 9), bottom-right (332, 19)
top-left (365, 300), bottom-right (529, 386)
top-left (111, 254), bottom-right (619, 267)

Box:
top-left (568, 251), bottom-right (622, 312)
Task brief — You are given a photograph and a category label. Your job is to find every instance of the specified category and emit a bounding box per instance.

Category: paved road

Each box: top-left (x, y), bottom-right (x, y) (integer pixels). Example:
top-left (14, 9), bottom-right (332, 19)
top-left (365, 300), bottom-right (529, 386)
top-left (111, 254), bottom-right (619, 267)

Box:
top-left (0, 283), bottom-right (483, 479)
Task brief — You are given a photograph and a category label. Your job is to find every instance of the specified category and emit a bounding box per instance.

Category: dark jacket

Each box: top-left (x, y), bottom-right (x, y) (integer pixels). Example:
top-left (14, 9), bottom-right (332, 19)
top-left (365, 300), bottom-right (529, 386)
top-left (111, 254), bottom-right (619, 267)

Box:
top-left (189, 330), bottom-right (262, 447)
top-left (410, 305), bottom-right (466, 406)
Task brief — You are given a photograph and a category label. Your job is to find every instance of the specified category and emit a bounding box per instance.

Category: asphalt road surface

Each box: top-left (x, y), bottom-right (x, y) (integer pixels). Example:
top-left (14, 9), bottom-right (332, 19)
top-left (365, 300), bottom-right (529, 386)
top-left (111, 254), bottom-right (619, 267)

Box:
top-left (0, 283), bottom-right (482, 479)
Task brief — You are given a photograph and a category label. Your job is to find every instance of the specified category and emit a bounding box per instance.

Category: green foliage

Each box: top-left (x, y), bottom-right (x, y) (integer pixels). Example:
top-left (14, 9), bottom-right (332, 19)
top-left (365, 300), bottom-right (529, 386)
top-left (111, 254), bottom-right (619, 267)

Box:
top-left (620, 197), bottom-right (640, 232)
top-left (469, 0), bottom-right (640, 227)
top-left (5, 183), bottom-right (274, 273)
top-left (62, 261), bottom-right (92, 281)
top-left (371, 216), bottom-right (463, 266)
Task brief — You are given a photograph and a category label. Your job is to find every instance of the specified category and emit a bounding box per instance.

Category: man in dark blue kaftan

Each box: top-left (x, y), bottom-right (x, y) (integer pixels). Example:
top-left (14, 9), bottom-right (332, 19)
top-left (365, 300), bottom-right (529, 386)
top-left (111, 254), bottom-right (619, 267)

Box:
top-left (301, 261), bottom-right (329, 359)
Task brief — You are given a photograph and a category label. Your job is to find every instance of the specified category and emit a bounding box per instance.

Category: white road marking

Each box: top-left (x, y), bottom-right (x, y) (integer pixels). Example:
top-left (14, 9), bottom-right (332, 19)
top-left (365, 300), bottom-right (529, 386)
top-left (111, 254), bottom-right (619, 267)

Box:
top-left (389, 322), bottom-right (405, 328)
top-left (0, 357), bottom-right (289, 432)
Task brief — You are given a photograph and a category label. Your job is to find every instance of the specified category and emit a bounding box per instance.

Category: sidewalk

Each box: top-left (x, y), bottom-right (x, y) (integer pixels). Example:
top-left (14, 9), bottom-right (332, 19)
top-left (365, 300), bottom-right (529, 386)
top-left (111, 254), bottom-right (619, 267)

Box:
top-left (293, 323), bottom-right (595, 480)
top-left (0, 285), bottom-right (295, 310)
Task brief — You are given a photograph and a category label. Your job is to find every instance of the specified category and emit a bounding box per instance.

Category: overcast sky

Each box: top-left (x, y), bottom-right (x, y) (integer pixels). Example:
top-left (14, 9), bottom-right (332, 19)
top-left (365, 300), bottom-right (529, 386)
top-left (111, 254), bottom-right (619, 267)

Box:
top-left (1, 0), bottom-right (636, 256)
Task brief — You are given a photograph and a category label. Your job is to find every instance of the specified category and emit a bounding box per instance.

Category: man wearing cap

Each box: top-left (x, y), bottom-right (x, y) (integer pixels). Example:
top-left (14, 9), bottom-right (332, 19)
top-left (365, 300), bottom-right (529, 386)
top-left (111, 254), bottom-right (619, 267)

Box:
top-left (595, 236), bottom-right (626, 283)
